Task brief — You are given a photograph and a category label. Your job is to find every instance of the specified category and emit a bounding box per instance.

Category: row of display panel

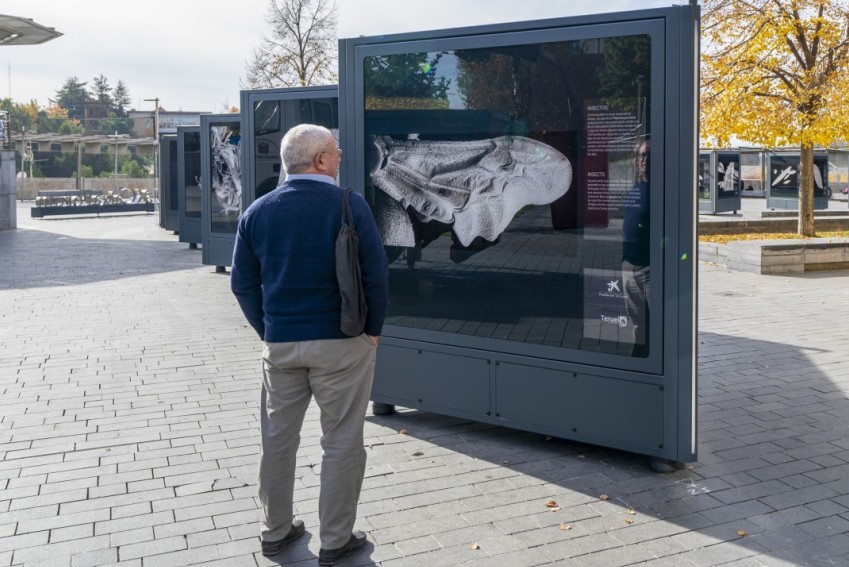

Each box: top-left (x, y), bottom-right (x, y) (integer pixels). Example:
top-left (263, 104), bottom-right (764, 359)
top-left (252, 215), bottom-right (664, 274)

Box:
top-left (156, 85), bottom-right (339, 268)
top-left (156, 6), bottom-right (699, 467)
top-left (698, 149), bottom-right (849, 214)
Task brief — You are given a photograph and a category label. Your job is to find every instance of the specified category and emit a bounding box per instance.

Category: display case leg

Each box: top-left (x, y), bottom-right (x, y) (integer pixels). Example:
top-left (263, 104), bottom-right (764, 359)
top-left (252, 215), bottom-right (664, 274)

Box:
top-left (372, 402), bottom-right (396, 416)
top-left (189, 243), bottom-right (198, 249)
top-left (649, 458), bottom-right (687, 473)
top-left (215, 266), bottom-right (227, 274)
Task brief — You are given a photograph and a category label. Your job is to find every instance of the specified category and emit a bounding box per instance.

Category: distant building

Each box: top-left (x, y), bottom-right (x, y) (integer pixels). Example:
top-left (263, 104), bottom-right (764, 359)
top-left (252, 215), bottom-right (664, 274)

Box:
top-left (84, 99), bottom-right (111, 134)
top-left (128, 109), bottom-right (210, 137)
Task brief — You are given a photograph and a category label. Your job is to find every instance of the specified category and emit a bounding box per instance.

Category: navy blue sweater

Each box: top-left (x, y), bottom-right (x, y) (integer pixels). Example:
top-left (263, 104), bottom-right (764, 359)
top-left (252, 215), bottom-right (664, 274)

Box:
top-left (231, 179), bottom-right (389, 342)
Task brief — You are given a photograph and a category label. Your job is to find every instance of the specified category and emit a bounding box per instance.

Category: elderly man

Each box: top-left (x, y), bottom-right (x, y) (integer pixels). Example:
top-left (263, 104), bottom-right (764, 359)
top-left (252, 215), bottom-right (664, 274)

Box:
top-left (231, 124), bottom-right (388, 565)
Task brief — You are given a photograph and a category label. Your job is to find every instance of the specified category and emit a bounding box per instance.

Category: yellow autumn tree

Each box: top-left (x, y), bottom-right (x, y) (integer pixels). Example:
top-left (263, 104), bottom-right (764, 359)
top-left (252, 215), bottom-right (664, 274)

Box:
top-left (701, 0), bottom-right (849, 236)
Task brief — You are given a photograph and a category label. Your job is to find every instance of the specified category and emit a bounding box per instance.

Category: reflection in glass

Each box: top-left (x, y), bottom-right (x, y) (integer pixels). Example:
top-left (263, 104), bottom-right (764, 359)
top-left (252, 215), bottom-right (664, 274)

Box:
top-left (168, 138), bottom-right (179, 210)
top-left (621, 138), bottom-right (650, 357)
top-left (183, 132), bottom-right (202, 218)
top-left (249, 97), bottom-right (339, 200)
top-left (363, 34), bottom-right (654, 358)
top-left (254, 100), bottom-right (280, 135)
top-left (740, 150), bottom-right (763, 195)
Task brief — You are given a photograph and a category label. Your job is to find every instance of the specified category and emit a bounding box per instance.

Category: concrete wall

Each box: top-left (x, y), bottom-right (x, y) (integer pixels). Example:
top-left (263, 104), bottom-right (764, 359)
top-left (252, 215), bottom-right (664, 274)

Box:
top-left (15, 177), bottom-right (156, 200)
top-left (0, 151), bottom-right (17, 230)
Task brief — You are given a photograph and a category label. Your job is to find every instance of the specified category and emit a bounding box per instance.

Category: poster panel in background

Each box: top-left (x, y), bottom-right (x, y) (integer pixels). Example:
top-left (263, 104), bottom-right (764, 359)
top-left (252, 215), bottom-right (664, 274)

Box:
top-left (207, 122), bottom-right (241, 235)
top-left (716, 152), bottom-right (740, 200)
top-left (769, 153), bottom-right (828, 199)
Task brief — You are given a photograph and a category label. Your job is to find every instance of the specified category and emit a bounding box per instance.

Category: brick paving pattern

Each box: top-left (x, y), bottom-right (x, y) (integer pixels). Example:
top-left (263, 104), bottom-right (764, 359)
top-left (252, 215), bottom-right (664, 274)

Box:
top-left (1, 202), bottom-right (849, 566)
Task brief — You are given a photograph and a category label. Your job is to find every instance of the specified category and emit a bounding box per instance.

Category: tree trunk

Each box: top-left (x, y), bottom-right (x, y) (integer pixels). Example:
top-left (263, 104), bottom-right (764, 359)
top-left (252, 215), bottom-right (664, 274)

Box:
top-left (798, 143), bottom-right (816, 237)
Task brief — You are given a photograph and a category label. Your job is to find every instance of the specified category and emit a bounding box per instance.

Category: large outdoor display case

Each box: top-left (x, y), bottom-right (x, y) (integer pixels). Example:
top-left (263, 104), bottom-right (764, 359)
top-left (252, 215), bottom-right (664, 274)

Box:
top-left (200, 114), bottom-right (241, 270)
top-left (698, 149), bottom-right (741, 214)
top-left (766, 151), bottom-right (830, 210)
top-left (240, 85), bottom-right (338, 209)
top-left (177, 126), bottom-right (202, 248)
top-left (739, 148), bottom-right (766, 197)
top-left (827, 148), bottom-right (849, 204)
top-left (340, 6), bottom-right (699, 465)
top-left (158, 134), bottom-right (180, 231)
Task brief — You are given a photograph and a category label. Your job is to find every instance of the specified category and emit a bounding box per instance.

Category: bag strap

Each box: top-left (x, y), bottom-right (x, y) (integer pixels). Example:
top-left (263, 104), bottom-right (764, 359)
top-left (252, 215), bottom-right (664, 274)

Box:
top-left (341, 188), bottom-right (355, 227)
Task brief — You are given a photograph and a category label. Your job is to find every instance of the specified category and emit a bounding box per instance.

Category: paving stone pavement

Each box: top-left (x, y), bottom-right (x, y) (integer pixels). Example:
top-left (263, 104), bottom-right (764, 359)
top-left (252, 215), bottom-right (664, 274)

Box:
top-left (2, 201), bottom-right (849, 567)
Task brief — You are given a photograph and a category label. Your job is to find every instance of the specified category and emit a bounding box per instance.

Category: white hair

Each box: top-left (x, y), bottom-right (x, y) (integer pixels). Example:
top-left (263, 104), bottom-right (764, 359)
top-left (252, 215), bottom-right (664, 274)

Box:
top-left (281, 124), bottom-right (335, 174)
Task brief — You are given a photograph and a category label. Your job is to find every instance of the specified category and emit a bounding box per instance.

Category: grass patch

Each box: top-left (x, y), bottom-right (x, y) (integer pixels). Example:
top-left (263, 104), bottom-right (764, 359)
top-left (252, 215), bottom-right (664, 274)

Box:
top-left (700, 230), bottom-right (849, 244)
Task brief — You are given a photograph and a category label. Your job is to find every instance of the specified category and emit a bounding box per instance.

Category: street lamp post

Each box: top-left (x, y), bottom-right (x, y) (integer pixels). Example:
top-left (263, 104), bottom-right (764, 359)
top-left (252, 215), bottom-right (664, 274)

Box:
top-left (143, 98), bottom-right (160, 200)
top-left (113, 130), bottom-right (119, 192)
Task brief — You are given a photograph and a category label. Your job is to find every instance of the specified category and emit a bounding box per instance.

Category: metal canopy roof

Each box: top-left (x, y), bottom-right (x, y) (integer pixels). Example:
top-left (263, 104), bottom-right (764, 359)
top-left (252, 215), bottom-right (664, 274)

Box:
top-left (0, 14), bottom-right (62, 46)
top-left (11, 132), bottom-right (157, 147)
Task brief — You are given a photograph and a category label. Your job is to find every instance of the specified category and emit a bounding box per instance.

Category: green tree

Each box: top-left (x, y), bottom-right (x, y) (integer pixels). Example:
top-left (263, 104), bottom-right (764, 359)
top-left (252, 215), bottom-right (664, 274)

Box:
top-left (99, 114), bottom-right (134, 136)
top-left (120, 157), bottom-right (147, 178)
top-left (75, 164), bottom-right (94, 178)
top-left (0, 98), bottom-right (40, 132)
top-left (112, 81), bottom-right (130, 117)
top-left (58, 121), bottom-right (85, 135)
top-left (91, 75), bottom-right (113, 106)
top-left (55, 77), bottom-right (89, 120)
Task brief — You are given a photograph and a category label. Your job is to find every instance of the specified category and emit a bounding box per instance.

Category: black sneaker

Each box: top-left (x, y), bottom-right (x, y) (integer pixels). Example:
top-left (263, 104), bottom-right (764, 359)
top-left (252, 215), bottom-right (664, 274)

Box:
top-left (318, 530), bottom-right (367, 566)
top-left (261, 520), bottom-right (306, 557)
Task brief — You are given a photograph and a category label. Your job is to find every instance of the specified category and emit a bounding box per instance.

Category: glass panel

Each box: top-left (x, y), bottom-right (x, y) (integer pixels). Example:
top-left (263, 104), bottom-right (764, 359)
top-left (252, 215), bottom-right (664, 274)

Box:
top-left (698, 154), bottom-right (711, 201)
top-left (716, 152), bottom-right (739, 200)
top-left (363, 34), bottom-right (654, 358)
top-left (829, 150), bottom-right (849, 195)
top-left (769, 154), bottom-right (828, 199)
top-left (254, 100), bottom-right (280, 136)
top-left (252, 97), bottom-right (339, 200)
top-left (740, 151), bottom-right (763, 195)
top-left (168, 139), bottom-right (179, 210)
top-left (183, 132), bottom-right (202, 218)
top-left (207, 122), bottom-right (241, 234)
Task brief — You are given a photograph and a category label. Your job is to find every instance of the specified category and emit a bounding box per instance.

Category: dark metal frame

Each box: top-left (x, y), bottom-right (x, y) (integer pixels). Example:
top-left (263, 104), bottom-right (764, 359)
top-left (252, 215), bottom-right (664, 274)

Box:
top-left (159, 134), bottom-right (180, 231)
top-left (339, 6), bottom-right (699, 463)
top-left (177, 126), bottom-right (202, 248)
top-left (698, 149), bottom-right (741, 215)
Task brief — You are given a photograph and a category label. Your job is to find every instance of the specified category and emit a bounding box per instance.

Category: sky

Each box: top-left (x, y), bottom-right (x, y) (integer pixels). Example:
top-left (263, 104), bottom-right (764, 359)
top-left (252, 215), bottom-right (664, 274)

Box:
top-left (6, 0), bottom-right (680, 114)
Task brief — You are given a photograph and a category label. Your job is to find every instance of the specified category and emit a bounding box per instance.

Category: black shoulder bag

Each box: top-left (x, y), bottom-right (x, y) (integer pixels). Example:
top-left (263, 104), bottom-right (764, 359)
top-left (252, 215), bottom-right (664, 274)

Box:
top-left (336, 188), bottom-right (368, 336)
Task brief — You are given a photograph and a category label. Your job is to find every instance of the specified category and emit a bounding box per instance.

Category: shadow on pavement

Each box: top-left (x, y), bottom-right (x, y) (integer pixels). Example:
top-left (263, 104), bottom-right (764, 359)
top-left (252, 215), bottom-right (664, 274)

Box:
top-left (362, 330), bottom-right (849, 566)
top-left (0, 227), bottom-right (203, 289)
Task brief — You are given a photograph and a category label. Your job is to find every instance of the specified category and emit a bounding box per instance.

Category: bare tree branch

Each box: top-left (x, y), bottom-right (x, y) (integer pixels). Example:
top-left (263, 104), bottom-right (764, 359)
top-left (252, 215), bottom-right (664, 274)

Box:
top-left (243, 0), bottom-right (338, 89)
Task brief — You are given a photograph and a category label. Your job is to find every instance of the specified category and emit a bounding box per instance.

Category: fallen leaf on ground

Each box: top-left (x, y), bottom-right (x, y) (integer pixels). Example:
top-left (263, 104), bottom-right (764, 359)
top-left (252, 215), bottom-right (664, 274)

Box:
top-left (737, 529), bottom-right (747, 537)
top-left (399, 429), bottom-right (408, 435)
top-left (599, 494), bottom-right (609, 501)
top-left (624, 518), bottom-right (634, 525)
top-left (550, 507), bottom-right (561, 512)
top-left (545, 500), bottom-right (558, 508)
top-left (560, 524), bottom-right (572, 530)
top-left (469, 543), bottom-right (480, 550)
top-left (627, 509), bottom-right (636, 515)
top-left (412, 451), bottom-right (423, 456)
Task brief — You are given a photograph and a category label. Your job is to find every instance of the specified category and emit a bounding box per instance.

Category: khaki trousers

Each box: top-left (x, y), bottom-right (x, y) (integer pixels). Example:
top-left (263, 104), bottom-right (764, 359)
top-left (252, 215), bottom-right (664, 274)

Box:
top-left (258, 335), bottom-right (376, 549)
